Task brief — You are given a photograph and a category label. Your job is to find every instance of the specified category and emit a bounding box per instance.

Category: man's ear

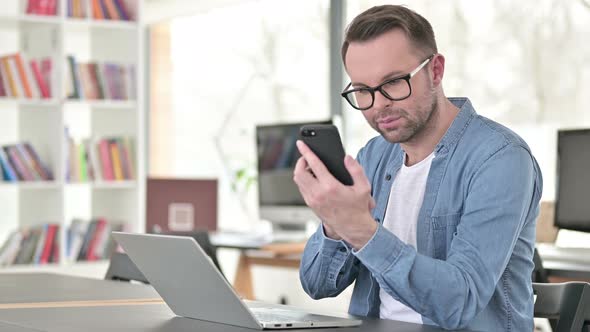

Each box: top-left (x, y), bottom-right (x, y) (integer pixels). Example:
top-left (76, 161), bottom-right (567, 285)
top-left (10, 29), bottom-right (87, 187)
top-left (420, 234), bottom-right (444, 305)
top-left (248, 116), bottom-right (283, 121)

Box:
top-left (431, 54), bottom-right (445, 87)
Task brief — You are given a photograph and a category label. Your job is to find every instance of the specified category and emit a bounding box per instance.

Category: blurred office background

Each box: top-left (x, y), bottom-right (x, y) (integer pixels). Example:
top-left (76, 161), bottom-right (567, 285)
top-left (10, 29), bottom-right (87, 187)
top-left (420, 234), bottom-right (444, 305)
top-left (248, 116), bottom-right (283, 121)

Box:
top-left (144, 0), bottom-right (590, 310)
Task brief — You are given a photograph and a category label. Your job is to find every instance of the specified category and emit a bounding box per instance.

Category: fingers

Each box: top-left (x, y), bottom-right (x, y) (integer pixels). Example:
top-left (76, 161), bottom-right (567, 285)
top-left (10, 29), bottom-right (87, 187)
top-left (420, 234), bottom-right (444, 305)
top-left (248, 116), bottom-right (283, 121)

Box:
top-left (293, 156), bottom-right (317, 194)
top-left (296, 140), bottom-right (335, 183)
top-left (344, 155), bottom-right (371, 191)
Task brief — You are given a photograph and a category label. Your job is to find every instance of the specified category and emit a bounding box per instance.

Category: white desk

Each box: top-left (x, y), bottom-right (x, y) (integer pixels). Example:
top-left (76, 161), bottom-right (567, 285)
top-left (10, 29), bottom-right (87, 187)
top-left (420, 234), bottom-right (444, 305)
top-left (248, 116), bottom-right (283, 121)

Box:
top-left (536, 243), bottom-right (590, 280)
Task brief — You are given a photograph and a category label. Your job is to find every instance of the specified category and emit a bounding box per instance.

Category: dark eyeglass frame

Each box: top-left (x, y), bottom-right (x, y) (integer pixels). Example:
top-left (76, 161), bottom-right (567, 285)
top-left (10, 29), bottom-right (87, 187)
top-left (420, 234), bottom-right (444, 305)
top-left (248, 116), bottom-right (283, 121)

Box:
top-left (341, 54), bottom-right (436, 111)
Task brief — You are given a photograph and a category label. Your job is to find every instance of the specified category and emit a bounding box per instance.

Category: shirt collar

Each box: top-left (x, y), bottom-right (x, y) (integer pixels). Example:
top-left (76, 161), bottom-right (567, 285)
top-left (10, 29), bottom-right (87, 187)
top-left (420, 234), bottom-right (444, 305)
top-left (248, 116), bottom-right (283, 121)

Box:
top-left (435, 97), bottom-right (476, 154)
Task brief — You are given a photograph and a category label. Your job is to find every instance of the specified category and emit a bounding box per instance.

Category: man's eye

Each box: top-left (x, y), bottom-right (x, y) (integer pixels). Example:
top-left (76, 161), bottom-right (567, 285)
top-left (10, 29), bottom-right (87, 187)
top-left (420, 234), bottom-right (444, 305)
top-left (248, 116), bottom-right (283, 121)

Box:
top-left (384, 79), bottom-right (404, 87)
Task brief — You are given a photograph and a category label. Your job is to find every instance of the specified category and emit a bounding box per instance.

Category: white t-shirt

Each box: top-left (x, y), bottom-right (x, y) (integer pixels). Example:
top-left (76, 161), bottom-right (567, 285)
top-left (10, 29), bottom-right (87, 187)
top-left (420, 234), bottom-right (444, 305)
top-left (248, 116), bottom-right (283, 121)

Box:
top-left (379, 152), bottom-right (435, 324)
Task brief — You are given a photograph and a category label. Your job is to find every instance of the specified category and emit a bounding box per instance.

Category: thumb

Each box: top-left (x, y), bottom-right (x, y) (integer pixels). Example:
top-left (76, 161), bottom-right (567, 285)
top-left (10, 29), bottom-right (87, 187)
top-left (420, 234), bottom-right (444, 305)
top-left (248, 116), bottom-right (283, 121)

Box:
top-left (369, 197), bottom-right (376, 210)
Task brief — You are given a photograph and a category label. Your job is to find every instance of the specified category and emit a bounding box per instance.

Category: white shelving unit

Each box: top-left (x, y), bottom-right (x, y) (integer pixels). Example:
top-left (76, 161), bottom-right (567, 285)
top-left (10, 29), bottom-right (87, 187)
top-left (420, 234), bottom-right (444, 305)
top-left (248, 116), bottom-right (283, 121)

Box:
top-left (0, 0), bottom-right (144, 275)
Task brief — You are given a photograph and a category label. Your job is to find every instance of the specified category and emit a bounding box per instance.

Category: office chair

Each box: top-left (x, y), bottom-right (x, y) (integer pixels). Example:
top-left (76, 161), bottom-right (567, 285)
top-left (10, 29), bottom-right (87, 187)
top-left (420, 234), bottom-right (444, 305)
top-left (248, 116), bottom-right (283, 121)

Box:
top-left (533, 282), bottom-right (590, 332)
top-left (104, 252), bottom-right (149, 284)
top-left (533, 247), bottom-right (550, 283)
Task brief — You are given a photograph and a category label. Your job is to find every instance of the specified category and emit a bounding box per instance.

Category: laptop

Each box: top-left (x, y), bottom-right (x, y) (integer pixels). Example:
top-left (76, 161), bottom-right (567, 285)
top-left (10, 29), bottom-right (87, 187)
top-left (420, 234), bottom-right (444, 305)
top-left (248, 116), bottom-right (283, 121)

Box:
top-left (112, 232), bottom-right (362, 330)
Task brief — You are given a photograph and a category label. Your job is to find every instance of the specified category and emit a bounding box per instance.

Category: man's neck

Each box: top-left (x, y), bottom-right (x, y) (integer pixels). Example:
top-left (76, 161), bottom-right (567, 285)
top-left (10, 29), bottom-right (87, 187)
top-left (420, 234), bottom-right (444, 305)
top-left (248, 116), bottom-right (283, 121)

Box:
top-left (401, 97), bottom-right (459, 166)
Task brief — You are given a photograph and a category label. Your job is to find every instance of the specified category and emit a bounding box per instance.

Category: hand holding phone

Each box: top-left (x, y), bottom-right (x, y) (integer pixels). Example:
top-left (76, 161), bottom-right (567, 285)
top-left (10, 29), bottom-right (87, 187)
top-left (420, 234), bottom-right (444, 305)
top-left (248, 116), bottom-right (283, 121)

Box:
top-left (298, 124), bottom-right (353, 185)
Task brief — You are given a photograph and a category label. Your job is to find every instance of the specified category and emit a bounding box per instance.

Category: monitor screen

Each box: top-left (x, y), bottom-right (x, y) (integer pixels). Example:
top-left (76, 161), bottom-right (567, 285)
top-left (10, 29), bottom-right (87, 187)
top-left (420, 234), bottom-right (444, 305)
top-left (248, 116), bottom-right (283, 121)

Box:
top-left (256, 120), bottom-right (331, 227)
top-left (555, 129), bottom-right (590, 233)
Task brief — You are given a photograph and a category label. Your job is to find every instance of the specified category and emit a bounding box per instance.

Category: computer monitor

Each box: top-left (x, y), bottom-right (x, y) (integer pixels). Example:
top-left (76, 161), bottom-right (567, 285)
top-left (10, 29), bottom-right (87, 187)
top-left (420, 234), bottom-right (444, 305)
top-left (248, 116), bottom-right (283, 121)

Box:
top-left (256, 120), bottom-right (332, 232)
top-left (554, 129), bottom-right (590, 233)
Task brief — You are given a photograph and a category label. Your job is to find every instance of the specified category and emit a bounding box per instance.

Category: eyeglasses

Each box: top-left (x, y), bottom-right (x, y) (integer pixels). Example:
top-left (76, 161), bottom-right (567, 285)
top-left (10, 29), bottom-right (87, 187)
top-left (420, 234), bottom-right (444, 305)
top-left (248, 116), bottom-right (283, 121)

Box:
top-left (341, 54), bottom-right (435, 111)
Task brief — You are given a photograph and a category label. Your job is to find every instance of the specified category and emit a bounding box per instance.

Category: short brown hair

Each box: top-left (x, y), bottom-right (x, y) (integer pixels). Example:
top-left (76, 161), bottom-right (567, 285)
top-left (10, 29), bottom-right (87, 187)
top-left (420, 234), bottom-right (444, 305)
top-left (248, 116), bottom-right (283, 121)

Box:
top-left (341, 5), bottom-right (438, 65)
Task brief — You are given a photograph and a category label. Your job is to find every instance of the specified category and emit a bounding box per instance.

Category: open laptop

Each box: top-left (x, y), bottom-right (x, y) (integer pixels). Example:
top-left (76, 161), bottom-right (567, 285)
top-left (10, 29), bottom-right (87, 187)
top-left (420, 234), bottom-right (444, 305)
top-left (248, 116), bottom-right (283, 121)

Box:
top-left (112, 232), bottom-right (361, 330)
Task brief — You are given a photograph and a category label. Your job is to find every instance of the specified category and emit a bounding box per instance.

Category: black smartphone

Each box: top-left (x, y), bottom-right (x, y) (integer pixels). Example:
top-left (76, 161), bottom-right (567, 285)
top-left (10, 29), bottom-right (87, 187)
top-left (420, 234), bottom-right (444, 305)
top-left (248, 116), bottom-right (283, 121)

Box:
top-left (299, 124), bottom-right (353, 185)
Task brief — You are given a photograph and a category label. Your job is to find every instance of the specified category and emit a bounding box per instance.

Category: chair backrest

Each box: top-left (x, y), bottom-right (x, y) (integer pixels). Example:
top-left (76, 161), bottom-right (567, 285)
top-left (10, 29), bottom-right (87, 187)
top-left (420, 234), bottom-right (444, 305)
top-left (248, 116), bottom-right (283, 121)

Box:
top-left (105, 252), bottom-right (149, 283)
top-left (533, 282), bottom-right (590, 332)
top-left (533, 247), bottom-right (550, 283)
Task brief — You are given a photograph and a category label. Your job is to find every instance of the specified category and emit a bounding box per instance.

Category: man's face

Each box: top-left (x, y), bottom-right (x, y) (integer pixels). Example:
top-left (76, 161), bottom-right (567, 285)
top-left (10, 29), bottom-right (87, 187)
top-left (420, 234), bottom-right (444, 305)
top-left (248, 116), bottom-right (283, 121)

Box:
top-left (344, 29), bottom-right (437, 144)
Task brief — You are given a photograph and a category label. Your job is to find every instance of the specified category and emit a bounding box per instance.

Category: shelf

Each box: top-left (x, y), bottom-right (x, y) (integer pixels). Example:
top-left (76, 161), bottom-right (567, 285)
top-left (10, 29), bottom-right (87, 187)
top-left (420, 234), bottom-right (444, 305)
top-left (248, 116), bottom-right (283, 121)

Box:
top-left (0, 181), bottom-right (61, 190)
top-left (0, 14), bottom-right (60, 25)
top-left (64, 99), bottom-right (137, 110)
top-left (0, 99), bottom-right (135, 109)
top-left (0, 15), bottom-right (136, 30)
top-left (64, 18), bottom-right (138, 30)
top-left (0, 98), bottom-right (60, 107)
top-left (18, 99), bottom-right (60, 107)
top-left (0, 0), bottom-right (143, 268)
top-left (19, 14), bottom-right (61, 25)
top-left (66, 181), bottom-right (137, 189)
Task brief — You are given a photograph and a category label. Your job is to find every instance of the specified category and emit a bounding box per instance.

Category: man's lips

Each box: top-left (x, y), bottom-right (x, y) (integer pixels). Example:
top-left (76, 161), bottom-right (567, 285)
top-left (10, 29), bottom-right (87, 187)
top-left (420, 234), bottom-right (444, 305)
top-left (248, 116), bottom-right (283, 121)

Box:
top-left (377, 116), bottom-right (402, 130)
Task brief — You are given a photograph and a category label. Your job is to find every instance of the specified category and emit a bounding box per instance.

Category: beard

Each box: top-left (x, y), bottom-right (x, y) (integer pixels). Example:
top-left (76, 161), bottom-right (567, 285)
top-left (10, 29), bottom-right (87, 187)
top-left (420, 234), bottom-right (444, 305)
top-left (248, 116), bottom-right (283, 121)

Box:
top-left (372, 89), bottom-right (438, 144)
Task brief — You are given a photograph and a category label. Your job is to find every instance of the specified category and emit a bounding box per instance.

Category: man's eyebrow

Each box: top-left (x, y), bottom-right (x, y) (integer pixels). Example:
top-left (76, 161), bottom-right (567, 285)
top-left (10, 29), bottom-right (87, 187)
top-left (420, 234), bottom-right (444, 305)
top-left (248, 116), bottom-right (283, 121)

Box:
top-left (379, 69), bottom-right (405, 82)
top-left (350, 69), bottom-right (406, 88)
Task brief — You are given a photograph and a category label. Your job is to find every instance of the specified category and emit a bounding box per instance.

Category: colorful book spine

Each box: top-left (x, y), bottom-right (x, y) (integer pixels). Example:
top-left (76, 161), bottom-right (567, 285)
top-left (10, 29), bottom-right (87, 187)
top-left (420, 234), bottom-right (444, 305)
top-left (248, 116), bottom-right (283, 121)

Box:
top-left (98, 139), bottom-right (114, 181)
top-left (30, 59), bottom-right (50, 98)
top-left (24, 143), bottom-right (54, 180)
top-left (13, 53), bottom-right (33, 98)
top-left (0, 148), bottom-right (18, 181)
top-left (109, 140), bottom-right (124, 180)
top-left (4, 146), bottom-right (33, 181)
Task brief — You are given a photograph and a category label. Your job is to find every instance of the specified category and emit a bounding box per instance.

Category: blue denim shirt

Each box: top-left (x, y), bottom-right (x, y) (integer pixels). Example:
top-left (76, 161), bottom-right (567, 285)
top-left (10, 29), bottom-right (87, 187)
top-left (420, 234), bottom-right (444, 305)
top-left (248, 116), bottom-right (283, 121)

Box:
top-left (299, 98), bottom-right (543, 331)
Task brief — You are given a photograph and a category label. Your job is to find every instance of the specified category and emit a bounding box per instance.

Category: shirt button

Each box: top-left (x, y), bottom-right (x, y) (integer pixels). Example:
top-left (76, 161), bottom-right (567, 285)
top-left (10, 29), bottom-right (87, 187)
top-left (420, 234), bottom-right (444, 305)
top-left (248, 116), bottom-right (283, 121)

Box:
top-left (339, 247), bottom-right (347, 252)
top-left (385, 174), bottom-right (391, 181)
top-left (375, 218), bottom-right (380, 223)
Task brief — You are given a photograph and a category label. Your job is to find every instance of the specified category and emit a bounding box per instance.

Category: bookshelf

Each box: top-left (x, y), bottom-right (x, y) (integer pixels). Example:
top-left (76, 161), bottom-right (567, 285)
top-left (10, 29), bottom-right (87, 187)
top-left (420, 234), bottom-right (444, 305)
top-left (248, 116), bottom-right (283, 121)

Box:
top-left (0, 0), bottom-right (144, 274)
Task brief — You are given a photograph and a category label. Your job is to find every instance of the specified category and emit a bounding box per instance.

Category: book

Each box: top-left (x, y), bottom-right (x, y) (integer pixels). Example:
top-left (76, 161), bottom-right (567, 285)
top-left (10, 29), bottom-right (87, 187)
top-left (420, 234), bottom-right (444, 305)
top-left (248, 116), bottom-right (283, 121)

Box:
top-left (91, 0), bottom-right (105, 19)
top-left (0, 231), bottom-right (23, 266)
top-left (99, 0), bottom-right (110, 19)
top-left (1, 57), bottom-right (19, 98)
top-left (0, 67), bottom-right (6, 97)
top-left (40, 57), bottom-right (53, 98)
top-left (14, 144), bottom-right (41, 181)
top-left (4, 146), bottom-right (34, 181)
top-left (87, 137), bottom-right (102, 181)
top-left (13, 228), bottom-right (40, 265)
top-left (98, 139), bottom-right (114, 181)
top-left (77, 219), bottom-right (98, 261)
top-left (0, 148), bottom-right (18, 181)
top-left (13, 53), bottom-right (34, 99)
top-left (31, 224), bottom-right (47, 264)
top-left (109, 139), bottom-right (124, 180)
top-left (120, 138), bottom-right (134, 180)
top-left (86, 218), bottom-right (107, 260)
top-left (78, 140), bottom-right (88, 181)
top-left (26, 0), bottom-right (40, 15)
top-left (66, 55), bottom-right (82, 99)
top-left (30, 59), bottom-right (50, 98)
top-left (6, 57), bottom-right (25, 98)
top-left (112, 0), bottom-right (130, 20)
top-left (103, 0), bottom-right (121, 20)
top-left (67, 219), bottom-right (89, 261)
top-left (39, 224), bottom-right (58, 264)
top-left (23, 142), bottom-right (54, 180)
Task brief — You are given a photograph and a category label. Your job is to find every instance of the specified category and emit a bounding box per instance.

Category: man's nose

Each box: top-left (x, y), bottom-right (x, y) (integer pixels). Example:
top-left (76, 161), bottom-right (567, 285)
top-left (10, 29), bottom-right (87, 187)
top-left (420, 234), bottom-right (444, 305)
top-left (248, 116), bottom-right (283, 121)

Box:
top-left (372, 89), bottom-right (392, 110)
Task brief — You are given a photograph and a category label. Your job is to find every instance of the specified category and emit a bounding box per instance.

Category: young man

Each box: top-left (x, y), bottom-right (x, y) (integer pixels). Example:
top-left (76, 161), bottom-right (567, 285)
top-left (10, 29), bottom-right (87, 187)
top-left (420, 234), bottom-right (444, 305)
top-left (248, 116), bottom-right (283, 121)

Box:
top-left (293, 5), bottom-right (542, 331)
